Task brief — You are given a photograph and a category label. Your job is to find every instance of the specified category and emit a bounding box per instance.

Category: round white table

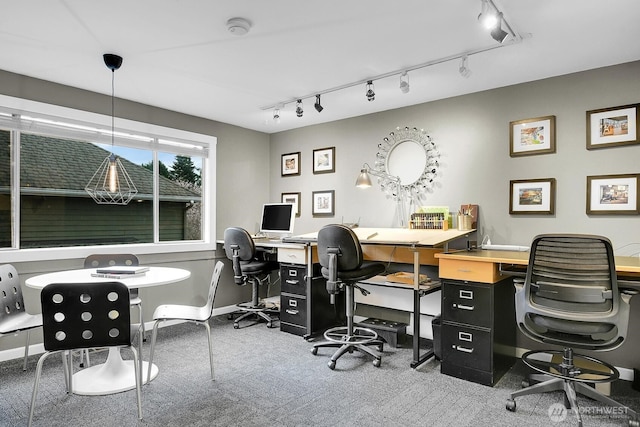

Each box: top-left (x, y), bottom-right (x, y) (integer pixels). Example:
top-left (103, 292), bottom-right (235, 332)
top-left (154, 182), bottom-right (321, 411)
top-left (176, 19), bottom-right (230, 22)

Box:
top-left (25, 266), bottom-right (190, 395)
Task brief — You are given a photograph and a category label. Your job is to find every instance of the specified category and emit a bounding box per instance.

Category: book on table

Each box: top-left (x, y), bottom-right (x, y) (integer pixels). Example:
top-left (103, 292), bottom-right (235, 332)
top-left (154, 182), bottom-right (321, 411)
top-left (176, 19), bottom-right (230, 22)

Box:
top-left (91, 266), bottom-right (149, 279)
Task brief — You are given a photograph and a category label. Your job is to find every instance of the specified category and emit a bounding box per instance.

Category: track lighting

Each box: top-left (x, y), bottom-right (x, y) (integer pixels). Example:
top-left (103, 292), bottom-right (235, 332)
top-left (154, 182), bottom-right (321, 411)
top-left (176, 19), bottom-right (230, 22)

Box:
top-left (314, 94), bottom-right (323, 113)
top-left (399, 72), bottom-right (410, 94)
top-left (365, 80), bottom-right (375, 102)
top-left (490, 13), bottom-right (509, 43)
top-left (295, 99), bottom-right (303, 117)
top-left (459, 55), bottom-right (472, 78)
top-left (478, 0), bottom-right (498, 29)
top-left (273, 107), bottom-right (281, 123)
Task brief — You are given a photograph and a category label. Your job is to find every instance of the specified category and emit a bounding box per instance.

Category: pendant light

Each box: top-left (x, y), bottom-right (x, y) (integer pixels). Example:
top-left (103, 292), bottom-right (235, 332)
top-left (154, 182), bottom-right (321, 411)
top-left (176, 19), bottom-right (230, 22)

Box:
top-left (85, 53), bottom-right (138, 205)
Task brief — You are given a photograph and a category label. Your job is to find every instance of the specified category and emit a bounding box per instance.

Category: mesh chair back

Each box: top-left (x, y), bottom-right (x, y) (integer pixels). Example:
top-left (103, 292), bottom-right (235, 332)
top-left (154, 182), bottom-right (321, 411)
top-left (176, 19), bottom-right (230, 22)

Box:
top-left (84, 254), bottom-right (139, 268)
top-left (317, 224), bottom-right (363, 272)
top-left (41, 282), bottom-right (132, 351)
top-left (0, 264), bottom-right (26, 326)
top-left (517, 234), bottom-right (629, 350)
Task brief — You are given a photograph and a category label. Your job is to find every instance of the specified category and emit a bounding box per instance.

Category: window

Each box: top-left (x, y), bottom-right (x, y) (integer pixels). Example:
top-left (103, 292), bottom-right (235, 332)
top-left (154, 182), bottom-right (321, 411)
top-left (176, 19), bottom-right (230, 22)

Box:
top-left (0, 96), bottom-right (215, 260)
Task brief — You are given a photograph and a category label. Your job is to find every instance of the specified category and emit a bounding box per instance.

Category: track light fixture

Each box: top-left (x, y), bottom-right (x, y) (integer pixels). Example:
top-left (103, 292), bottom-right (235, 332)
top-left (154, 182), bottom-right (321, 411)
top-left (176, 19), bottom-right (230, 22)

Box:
top-left (273, 107), bottom-right (281, 123)
top-left (295, 99), bottom-right (303, 117)
top-left (399, 72), bottom-right (410, 94)
top-left (366, 80), bottom-right (375, 102)
top-left (314, 94), bottom-right (323, 113)
top-left (459, 55), bottom-right (472, 78)
top-left (478, 0), bottom-right (513, 43)
top-left (490, 13), bottom-right (509, 43)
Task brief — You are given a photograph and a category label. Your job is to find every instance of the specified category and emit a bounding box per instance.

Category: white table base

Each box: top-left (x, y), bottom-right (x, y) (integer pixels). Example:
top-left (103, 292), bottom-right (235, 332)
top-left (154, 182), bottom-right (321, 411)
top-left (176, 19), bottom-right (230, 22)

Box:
top-left (71, 347), bottom-right (158, 395)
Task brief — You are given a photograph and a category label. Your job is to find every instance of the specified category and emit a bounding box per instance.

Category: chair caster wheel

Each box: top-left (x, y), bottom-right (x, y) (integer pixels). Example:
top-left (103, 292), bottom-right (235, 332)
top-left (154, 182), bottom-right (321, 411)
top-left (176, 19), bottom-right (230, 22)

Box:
top-left (233, 323), bottom-right (239, 329)
top-left (311, 347), bottom-right (318, 355)
top-left (328, 360), bottom-right (336, 370)
top-left (373, 358), bottom-right (381, 367)
top-left (506, 399), bottom-right (516, 412)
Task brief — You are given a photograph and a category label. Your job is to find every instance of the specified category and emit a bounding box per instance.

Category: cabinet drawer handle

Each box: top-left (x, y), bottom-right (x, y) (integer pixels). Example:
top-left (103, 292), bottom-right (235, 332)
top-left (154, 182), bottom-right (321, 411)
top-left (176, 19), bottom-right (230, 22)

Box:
top-left (457, 269), bottom-right (472, 273)
top-left (458, 332), bottom-right (473, 342)
top-left (453, 303), bottom-right (474, 311)
top-left (285, 309), bottom-right (299, 315)
top-left (454, 345), bottom-right (474, 354)
top-left (459, 290), bottom-right (473, 299)
top-left (288, 299), bottom-right (298, 307)
top-left (287, 269), bottom-right (298, 277)
top-left (285, 280), bottom-right (299, 285)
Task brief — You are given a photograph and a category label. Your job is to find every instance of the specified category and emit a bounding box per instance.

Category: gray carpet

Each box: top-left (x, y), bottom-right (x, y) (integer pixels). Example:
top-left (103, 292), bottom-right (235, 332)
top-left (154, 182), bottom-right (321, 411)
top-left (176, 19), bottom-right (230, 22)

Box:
top-left (2, 316), bottom-right (638, 426)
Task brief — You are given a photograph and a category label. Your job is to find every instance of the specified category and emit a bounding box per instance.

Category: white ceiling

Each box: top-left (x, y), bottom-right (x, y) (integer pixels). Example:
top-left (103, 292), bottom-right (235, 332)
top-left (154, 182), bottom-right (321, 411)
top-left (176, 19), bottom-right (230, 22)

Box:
top-left (2, 0), bottom-right (640, 134)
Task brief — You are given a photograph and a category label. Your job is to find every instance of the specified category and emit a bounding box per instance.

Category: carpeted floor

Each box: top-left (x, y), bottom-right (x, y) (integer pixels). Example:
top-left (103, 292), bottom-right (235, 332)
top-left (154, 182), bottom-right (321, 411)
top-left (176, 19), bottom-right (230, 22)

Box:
top-left (1, 316), bottom-right (638, 426)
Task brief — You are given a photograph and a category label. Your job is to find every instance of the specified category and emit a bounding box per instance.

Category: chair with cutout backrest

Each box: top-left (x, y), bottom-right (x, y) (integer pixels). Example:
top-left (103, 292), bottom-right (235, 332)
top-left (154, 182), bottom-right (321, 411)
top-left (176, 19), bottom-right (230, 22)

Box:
top-left (0, 264), bottom-right (42, 371)
top-left (147, 261), bottom-right (224, 381)
top-left (505, 234), bottom-right (638, 427)
top-left (28, 281), bottom-right (142, 426)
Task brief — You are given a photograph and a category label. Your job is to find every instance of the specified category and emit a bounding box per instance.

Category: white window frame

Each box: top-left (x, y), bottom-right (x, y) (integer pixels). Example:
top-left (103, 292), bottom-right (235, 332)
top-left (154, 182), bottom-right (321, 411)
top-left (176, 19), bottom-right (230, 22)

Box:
top-left (0, 94), bottom-right (216, 263)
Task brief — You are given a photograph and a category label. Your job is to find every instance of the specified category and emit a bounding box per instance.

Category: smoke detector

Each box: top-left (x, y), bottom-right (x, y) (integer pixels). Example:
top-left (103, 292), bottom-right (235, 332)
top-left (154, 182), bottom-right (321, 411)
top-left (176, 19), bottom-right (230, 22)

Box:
top-left (226, 17), bottom-right (251, 36)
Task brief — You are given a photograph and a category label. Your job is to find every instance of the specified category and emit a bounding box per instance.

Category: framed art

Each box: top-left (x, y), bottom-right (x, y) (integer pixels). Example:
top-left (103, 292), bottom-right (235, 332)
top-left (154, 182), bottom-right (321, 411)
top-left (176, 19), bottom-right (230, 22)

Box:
top-left (281, 192), bottom-right (301, 217)
top-left (586, 173), bottom-right (640, 215)
top-left (509, 178), bottom-right (556, 215)
top-left (586, 104), bottom-right (640, 150)
top-left (281, 152), bottom-right (301, 176)
top-left (312, 146), bottom-right (335, 174)
top-left (509, 115), bottom-right (556, 157)
top-left (312, 190), bottom-right (335, 217)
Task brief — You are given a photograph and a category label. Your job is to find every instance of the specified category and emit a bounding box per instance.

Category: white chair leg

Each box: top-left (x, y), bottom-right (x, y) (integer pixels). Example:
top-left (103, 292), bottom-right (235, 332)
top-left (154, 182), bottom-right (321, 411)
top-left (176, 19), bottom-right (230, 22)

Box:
top-left (147, 320), bottom-right (161, 384)
top-left (202, 321), bottom-right (214, 380)
top-left (23, 329), bottom-right (31, 371)
top-left (130, 345), bottom-right (143, 420)
top-left (28, 352), bottom-right (53, 427)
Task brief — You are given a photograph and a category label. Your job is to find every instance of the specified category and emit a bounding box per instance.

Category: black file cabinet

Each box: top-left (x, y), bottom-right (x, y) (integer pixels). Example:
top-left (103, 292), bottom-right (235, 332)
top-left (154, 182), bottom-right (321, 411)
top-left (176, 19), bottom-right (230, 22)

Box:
top-left (280, 263), bottom-right (343, 337)
top-left (440, 277), bottom-right (515, 386)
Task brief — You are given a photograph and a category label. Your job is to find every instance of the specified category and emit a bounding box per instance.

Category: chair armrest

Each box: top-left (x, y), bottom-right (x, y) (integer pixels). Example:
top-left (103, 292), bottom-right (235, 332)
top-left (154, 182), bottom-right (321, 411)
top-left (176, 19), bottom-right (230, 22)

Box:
top-left (513, 277), bottom-right (525, 291)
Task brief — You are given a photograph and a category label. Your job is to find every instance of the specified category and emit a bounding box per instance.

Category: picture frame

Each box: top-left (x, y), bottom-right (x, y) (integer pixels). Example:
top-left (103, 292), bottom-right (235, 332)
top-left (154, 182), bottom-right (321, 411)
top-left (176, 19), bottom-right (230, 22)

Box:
top-left (281, 192), bottom-right (301, 217)
top-left (312, 146), bottom-right (335, 174)
top-left (509, 178), bottom-right (556, 215)
top-left (509, 115), bottom-right (556, 157)
top-left (312, 190), bottom-right (335, 217)
top-left (586, 173), bottom-right (640, 215)
top-left (586, 104), bottom-right (640, 150)
top-left (281, 152), bottom-right (301, 176)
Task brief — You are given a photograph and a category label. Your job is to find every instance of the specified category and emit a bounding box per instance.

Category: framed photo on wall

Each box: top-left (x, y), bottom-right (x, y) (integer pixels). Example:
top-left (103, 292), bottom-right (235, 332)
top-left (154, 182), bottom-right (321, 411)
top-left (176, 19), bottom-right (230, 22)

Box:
top-left (509, 115), bottom-right (556, 157)
top-left (586, 173), bottom-right (640, 215)
top-left (281, 192), bottom-right (300, 217)
top-left (312, 190), bottom-right (335, 217)
top-left (312, 147), bottom-right (335, 174)
top-left (281, 152), bottom-right (301, 176)
top-left (586, 104), bottom-right (640, 150)
top-left (509, 178), bottom-right (556, 215)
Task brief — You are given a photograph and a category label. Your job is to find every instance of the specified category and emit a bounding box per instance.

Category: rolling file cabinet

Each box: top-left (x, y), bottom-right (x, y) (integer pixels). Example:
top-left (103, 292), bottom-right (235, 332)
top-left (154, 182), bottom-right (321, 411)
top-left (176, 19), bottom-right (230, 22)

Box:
top-left (438, 257), bottom-right (516, 386)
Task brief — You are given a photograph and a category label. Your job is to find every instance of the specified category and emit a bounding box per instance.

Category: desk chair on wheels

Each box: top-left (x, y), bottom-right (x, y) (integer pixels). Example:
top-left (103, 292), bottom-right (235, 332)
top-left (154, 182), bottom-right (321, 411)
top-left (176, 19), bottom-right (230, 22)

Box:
top-left (505, 234), bottom-right (638, 427)
top-left (223, 227), bottom-right (280, 329)
top-left (311, 224), bottom-right (386, 370)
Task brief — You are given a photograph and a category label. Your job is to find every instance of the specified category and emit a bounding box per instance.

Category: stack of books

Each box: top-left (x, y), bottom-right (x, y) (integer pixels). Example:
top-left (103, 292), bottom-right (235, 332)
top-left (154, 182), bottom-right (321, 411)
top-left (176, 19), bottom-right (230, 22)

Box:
top-left (90, 266), bottom-right (149, 279)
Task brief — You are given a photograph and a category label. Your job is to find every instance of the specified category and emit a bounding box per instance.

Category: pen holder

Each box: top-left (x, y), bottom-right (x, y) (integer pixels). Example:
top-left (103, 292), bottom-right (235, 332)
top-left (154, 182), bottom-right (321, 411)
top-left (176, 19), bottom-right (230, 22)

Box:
top-left (457, 214), bottom-right (472, 231)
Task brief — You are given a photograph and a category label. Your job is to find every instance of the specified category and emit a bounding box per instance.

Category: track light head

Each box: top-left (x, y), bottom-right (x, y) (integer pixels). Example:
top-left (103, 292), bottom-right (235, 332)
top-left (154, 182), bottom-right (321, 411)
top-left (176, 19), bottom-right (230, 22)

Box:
top-left (314, 94), bottom-right (323, 113)
top-left (366, 80), bottom-right (375, 102)
top-left (478, 0), bottom-right (498, 29)
top-left (490, 13), bottom-right (510, 43)
top-left (399, 72), bottom-right (410, 94)
top-left (273, 107), bottom-right (281, 123)
top-left (459, 55), bottom-right (472, 78)
top-left (295, 99), bottom-right (303, 117)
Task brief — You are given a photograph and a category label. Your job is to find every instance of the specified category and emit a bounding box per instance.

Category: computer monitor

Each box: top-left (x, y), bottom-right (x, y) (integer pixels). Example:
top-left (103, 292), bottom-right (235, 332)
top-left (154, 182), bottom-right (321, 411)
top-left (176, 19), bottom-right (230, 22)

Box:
top-left (259, 203), bottom-right (295, 237)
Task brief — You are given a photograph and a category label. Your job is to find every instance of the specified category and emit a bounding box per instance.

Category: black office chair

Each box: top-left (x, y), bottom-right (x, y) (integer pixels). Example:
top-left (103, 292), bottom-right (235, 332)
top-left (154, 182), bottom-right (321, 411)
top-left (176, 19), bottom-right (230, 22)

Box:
top-left (311, 224), bottom-right (386, 369)
top-left (28, 281), bottom-right (142, 426)
top-left (223, 227), bottom-right (280, 328)
top-left (505, 234), bottom-right (638, 427)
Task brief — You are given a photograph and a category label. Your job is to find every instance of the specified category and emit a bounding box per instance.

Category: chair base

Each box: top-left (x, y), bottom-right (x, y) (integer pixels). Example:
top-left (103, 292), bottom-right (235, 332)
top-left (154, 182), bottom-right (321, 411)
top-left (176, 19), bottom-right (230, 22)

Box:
top-left (506, 349), bottom-right (638, 426)
top-left (311, 325), bottom-right (383, 369)
top-left (232, 302), bottom-right (279, 329)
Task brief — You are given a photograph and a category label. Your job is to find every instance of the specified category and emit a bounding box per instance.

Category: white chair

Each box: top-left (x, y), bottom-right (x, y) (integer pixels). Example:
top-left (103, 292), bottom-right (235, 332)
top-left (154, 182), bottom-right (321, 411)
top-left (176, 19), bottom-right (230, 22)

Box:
top-left (147, 261), bottom-right (224, 381)
top-left (0, 264), bottom-right (42, 371)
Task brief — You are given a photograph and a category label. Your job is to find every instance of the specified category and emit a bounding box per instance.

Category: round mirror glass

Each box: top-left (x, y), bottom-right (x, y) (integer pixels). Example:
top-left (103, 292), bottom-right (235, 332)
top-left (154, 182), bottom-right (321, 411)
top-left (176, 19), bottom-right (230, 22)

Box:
top-left (386, 139), bottom-right (428, 186)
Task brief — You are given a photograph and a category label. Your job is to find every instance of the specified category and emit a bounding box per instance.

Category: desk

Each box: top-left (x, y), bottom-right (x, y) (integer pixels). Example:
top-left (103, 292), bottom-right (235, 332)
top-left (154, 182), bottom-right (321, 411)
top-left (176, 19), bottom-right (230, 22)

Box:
top-left (434, 250), bottom-right (640, 386)
top-left (25, 266), bottom-right (190, 395)
top-left (288, 227), bottom-right (474, 368)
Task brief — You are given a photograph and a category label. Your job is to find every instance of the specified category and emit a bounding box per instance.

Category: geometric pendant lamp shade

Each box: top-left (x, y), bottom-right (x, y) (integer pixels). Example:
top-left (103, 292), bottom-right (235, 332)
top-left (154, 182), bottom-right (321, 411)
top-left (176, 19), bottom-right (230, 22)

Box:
top-left (85, 153), bottom-right (138, 205)
top-left (85, 53), bottom-right (137, 205)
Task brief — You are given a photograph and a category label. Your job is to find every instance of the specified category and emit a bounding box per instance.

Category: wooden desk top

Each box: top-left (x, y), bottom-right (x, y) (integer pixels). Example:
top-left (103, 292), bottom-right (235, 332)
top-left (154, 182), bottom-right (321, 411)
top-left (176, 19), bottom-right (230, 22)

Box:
top-left (435, 250), bottom-right (640, 274)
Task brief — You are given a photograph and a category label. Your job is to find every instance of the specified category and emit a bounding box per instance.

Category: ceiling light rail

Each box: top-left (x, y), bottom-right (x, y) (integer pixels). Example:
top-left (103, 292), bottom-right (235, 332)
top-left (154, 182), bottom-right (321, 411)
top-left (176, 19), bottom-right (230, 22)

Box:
top-left (261, 34), bottom-right (522, 116)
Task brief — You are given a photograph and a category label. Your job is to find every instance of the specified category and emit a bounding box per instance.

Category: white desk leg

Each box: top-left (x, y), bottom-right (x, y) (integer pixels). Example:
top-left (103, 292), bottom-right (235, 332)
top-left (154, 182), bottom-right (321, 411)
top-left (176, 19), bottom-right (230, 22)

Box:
top-left (72, 347), bottom-right (158, 395)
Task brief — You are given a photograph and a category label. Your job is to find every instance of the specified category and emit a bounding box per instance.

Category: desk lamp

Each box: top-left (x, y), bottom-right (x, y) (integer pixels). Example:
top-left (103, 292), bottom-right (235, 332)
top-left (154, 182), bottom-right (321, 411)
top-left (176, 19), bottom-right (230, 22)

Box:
top-left (356, 163), bottom-right (407, 227)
